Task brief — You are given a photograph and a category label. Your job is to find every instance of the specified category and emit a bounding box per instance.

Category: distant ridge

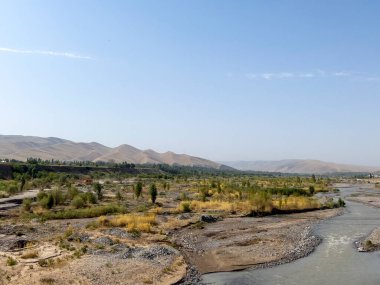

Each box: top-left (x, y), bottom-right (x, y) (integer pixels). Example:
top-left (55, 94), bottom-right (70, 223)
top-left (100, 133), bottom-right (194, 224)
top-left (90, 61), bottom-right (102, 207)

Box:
top-left (221, 159), bottom-right (379, 174)
top-left (0, 135), bottom-right (229, 169)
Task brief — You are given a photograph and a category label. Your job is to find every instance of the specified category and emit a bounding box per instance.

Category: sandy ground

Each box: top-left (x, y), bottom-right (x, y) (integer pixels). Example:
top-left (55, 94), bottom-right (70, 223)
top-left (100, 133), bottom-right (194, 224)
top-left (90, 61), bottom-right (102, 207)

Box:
top-left (0, 219), bottom-right (186, 285)
top-left (171, 209), bottom-right (342, 274)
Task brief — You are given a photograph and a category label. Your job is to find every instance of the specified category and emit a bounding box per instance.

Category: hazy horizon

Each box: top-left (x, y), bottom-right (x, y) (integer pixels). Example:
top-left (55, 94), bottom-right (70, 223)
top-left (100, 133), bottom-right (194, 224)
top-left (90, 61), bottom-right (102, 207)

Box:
top-left (2, 1), bottom-right (380, 166)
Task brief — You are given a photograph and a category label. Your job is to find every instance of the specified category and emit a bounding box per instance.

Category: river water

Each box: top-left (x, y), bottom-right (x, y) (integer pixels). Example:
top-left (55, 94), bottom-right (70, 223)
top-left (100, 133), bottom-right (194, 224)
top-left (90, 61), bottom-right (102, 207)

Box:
top-left (202, 184), bottom-right (380, 285)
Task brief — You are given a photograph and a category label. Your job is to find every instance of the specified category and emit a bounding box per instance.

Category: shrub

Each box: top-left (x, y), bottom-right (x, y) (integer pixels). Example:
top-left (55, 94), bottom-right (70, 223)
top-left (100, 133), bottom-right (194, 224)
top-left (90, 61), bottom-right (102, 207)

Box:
top-left (40, 194), bottom-right (54, 209)
top-left (37, 190), bottom-right (48, 201)
top-left (71, 196), bottom-right (85, 209)
top-left (36, 205), bottom-right (127, 220)
top-left (180, 201), bottom-right (191, 213)
top-left (67, 186), bottom-right (79, 200)
top-left (149, 184), bottom-right (157, 203)
top-left (309, 186), bottom-right (315, 195)
top-left (22, 198), bottom-right (32, 212)
top-left (93, 183), bottom-right (103, 200)
top-left (6, 256), bottom-right (17, 266)
top-left (338, 198), bottom-right (346, 207)
top-left (21, 250), bottom-right (39, 259)
top-left (101, 213), bottom-right (156, 233)
top-left (135, 182), bottom-right (143, 198)
top-left (116, 190), bottom-right (123, 201)
top-left (51, 187), bottom-right (65, 205)
top-left (84, 192), bottom-right (97, 204)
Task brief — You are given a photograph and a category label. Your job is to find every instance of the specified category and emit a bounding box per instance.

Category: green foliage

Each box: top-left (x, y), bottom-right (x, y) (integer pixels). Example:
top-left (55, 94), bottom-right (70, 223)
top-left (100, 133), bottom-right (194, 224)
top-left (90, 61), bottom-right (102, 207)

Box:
top-left (71, 196), bottom-right (85, 209)
top-left (22, 198), bottom-right (32, 212)
top-left (51, 187), bottom-right (65, 206)
top-left (309, 185), bottom-right (315, 195)
top-left (33, 205), bottom-right (127, 220)
top-left (40, 194), bottom-right (54, 209)
top-left (67, 186), bottom-right (79, 200)
top-left (338, 198), bottom-right (346, 207)
top-left (93, 182), bottom-right (103, 200)
top-left (6, 257), bottom-right (17, 266)
top-left (116, 190), bottom-right (123, 201)
top-left (180, 202), bottom-right (191, 213)
top-left (149, 183), bottom-right (157, 203)
top-left (83, 192), bottom-right (97, 204)
top-left (135, 182), bottom-right (143, 198)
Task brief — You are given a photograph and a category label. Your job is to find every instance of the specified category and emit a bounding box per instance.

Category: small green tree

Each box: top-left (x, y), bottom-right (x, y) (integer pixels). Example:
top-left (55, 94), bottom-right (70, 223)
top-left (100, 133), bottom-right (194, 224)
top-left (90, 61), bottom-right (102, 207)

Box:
top-left (93, 182), bottom-right (103, 201)
top-left (135, 182), bottom-right (143, 199)
top-left (19, 176), bottom-right (26, 192)
top-left (116, 190), bottom-right (123, 201)
top-left (309, 185), bottom-right (315, 195)
top-left (149, 183), bottom-right (157, 204)
top-left (71, 196), bottom-right (85, 209)
top-left (22, 198), bottom-right (32, 212)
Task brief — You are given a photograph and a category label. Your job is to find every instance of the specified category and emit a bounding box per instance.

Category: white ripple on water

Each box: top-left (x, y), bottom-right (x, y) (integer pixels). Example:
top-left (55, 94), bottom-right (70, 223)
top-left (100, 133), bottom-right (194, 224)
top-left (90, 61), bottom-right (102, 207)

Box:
top-left (324, 235), bottom-right (352, 256)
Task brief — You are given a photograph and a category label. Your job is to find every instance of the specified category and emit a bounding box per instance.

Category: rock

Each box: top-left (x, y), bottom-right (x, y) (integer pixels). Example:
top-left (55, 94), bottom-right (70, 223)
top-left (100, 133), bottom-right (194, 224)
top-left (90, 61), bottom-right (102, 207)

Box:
top-left (101, 228), bottom-right (130, 239)
top-left (200, 215), bottom-right (219, 223)
top-left (93, 237), bottom-right (114, 246)
top-left (67, 233), bottom-right (90, 243)
top-left (178, 213), bottom-right (191, 220)
top-left (137, 245), bottom-right (178, 259)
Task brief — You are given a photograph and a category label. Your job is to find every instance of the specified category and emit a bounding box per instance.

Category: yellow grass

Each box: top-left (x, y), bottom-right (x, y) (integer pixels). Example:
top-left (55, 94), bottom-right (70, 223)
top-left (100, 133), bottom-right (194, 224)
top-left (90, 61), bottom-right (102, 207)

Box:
top-left (273, 196), bottom-right (320, 210)
top-left (189, 200), bottom-right (234, 212)
top-left (98, 213), bottom-right (156, 233)
top-left (21, 250), bottom-right (39, 259)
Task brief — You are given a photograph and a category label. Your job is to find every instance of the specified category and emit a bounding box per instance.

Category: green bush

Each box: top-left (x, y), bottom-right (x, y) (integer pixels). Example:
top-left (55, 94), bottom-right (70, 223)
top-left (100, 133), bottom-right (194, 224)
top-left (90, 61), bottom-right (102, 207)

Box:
top-left (83, 192), bottom-right (97, 204)
top-left (180, 202), bottom-right (191, 213)
top-left (135, 182), bottom-right (143, 198)
top-left (40, 194), bottom-right (54, 209)
top-left (71, 196), bottom-right (85, 209)
top-left (6, 256), bottom-right (17, 266)
top-left (149, 184), bottom-right (157, 203)
top-left (35, 205), bottom-right (127, 220)
top-left (22, 198), bottom-right (32, 212)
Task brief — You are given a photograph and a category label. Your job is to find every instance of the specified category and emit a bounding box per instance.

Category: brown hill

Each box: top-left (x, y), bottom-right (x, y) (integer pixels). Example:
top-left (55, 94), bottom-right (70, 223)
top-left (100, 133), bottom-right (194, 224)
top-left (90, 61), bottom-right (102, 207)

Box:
top-left (221, 159), bottom-right (378, 174)
top-left (0, 135), bottom-right (225, 169)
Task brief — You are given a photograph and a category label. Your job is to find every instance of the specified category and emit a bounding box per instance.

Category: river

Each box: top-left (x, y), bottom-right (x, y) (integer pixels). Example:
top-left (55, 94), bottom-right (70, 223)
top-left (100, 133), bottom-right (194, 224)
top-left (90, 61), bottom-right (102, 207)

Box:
top-left (202, 184), bottom-right (380, 285)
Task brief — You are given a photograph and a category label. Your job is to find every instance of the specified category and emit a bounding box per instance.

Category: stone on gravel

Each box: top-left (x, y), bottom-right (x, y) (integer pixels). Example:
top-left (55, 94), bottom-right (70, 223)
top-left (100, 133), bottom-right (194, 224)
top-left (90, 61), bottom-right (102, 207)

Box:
top-left (200, 215), bottom-right (219, 223)
top-left (93, 236), bottom-right (114, 246)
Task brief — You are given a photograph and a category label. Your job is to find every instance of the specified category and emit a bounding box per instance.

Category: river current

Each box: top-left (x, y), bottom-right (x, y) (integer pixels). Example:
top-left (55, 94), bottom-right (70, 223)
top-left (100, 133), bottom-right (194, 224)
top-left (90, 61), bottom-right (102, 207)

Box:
top-left (202, 184), bottom-right (380, 285)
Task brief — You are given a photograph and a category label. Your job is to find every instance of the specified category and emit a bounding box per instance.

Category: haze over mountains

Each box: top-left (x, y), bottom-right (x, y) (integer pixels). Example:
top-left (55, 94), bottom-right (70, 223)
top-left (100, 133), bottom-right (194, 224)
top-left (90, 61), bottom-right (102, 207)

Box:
top-left (222, 160), bottom-right (379, 174)
top-left (0, 135), bottom-right (225, 169)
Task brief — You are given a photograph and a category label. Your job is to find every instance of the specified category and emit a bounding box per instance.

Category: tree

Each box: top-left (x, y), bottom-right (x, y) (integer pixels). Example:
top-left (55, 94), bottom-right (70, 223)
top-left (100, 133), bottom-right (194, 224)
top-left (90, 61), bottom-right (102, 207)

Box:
top-left (309, 185), bottom-right (315, 195)
top-left (311, 174), bottom-right (316, 183)
top-left (19, 176), bottom-right (26, 192)
top-left (135, 182), bottom-right (143, 199)
top-left (93, 182), bottom-right (103, 200)
top-left (149, 183), bottom-right (157, 204)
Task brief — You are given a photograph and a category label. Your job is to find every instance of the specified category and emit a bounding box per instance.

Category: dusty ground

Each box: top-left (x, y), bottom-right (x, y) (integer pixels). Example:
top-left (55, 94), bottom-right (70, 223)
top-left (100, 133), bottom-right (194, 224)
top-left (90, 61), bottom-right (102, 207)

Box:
top-left (171, 209), bottom-right (342, 274)
top-left (0, 219), bottom-right (186, 285)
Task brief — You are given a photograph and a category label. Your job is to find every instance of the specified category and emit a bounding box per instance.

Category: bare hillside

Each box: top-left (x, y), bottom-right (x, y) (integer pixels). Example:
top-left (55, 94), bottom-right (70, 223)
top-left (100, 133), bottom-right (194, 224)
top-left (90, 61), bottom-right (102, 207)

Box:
top-left (222, 159), bottom-right (378, 174)
top-left (0, 135), bottom-right (224, 169)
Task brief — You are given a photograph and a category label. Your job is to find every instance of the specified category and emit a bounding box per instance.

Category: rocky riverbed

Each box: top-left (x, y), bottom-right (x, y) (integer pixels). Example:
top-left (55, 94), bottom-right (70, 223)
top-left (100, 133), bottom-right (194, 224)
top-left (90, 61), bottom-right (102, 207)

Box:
top-left (171, 209), bottom-right (342, 275)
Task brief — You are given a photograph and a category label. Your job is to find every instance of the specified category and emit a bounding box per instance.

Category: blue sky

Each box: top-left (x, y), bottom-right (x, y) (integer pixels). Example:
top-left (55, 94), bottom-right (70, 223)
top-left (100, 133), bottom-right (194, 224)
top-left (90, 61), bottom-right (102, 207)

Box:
top-left (1, 0), bottom-right (380, 165)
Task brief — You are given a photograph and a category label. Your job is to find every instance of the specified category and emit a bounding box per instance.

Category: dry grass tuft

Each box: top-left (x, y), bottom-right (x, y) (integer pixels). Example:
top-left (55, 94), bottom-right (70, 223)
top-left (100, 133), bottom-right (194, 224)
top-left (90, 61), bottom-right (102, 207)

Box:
top-left (21, 250), bottom-right (39, 259)
top-left (98, 213), bottom-right (156, 233)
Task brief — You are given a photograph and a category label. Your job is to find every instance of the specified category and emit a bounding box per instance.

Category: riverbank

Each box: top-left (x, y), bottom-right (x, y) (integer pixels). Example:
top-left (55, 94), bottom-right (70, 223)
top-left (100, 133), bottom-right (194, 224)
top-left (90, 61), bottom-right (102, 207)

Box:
top-left (172, 208), bottom-right (343, 276)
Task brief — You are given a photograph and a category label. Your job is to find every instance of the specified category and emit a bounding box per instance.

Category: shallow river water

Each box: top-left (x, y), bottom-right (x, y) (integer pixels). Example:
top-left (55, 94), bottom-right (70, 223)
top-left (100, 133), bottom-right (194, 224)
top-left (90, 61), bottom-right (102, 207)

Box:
top-left (202, 184), bottom-right (380, 285)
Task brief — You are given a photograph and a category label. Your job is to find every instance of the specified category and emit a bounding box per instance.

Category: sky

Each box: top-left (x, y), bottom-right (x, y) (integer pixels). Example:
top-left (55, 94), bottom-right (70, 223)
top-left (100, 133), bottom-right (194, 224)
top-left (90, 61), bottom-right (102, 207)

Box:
top-left (1, 0), bottom-right (380, 166)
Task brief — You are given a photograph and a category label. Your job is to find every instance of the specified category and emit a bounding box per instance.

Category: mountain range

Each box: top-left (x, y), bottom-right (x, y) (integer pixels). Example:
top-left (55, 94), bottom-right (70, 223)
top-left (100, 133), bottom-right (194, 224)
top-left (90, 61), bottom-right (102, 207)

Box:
top-left (0, 135), bottom-right (225, 169)
top-left (221, 159), bottom-right (378, 174)
top-left (1, 135), bottom-right (377, 174)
